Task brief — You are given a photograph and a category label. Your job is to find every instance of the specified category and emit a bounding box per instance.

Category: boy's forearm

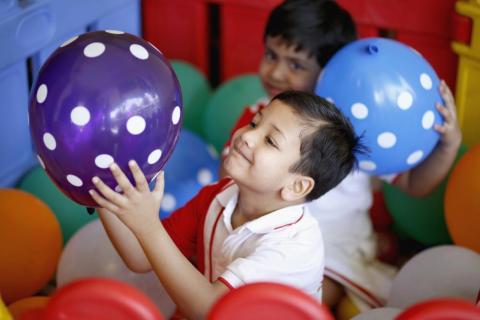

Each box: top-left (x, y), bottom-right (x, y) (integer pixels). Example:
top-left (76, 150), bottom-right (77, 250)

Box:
top-left (396, 141), bottom-right (460, 196)
top-left (137, 222), bottom-right (228, 320)
top-left (98, 208), bottom-right (152, 272)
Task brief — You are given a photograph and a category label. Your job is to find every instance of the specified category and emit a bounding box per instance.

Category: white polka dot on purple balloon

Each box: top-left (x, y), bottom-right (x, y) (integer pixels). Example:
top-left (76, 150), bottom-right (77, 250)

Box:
top-left (359, 160), bottom-right (377, 171)
top-left (351, 102), bottom-right (368, 119)
top-left (43, 133), bottom-right (56, 150)
top-left (71, 106), bottom-right (91, 126)
top-left (126, 115), bottom-right (146, 135)
top-left (397, 91), bottom-right (413, 110)
top-left (84, 42), bottom-right (105, 58)
top-left (67, 174), bottom-right (83, 187)
top-left (36, 84), bottom-right (48, 103)
top-left (161, 193), bottom-right (176, 212)
top-left (407, 150), bottom-right (424, 165)
top-left (377, 132), bottom-right (397, 149)
top-left (420, 73), bottom-right (433, 90)
top-left (115, 185), bottom-right (123, 193)
top-left (172, 106), bottom-right (181, 125)
top-left (130, 44), bottom-right (149, 60)
top-left (95, 154), bottom-right (114, 169)
top-left (197, 169), bottom-right (213, 186)
top-left (105, 30), bottom-right (124, 34)
top-left (148, 149), bottom-right (162, 164)
top-left (60, 35), bottom-right (79, 47)
top-left (422, 110), bottom-right (435, 129)
top-left (36, 155), bottom-right (45, 169)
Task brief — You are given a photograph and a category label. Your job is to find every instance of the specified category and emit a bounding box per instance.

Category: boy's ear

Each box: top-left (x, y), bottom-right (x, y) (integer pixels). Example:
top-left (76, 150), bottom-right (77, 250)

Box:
top-left (281, 175), bottom-right (315, 202)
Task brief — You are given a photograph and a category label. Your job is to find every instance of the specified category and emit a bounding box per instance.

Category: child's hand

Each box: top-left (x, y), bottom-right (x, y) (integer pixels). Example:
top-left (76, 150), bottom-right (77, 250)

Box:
top-left (89, 160), bottom-right (164, 238)
top-left (434, 80), bottom-right (462, 150)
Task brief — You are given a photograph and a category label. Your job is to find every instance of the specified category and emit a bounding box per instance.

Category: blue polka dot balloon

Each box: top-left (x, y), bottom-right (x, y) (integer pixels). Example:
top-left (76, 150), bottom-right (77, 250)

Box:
top-left (29, 31), bottom-right (182, 206)
top-left (153, 130), bottom-right (220, 219)
top-left (315, 38), bottom-right (443, 176)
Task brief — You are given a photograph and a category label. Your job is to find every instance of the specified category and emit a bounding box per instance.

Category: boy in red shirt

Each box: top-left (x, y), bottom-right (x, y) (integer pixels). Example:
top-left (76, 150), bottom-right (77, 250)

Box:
top-left (90, 91), bottom-right (363, 319)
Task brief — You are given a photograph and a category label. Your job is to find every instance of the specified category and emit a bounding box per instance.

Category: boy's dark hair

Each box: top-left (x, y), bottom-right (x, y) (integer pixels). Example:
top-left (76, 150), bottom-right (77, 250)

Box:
top-left (273, 90), bottom-right (365, 201)
top-left (265, 0), bottom-right (357, 67)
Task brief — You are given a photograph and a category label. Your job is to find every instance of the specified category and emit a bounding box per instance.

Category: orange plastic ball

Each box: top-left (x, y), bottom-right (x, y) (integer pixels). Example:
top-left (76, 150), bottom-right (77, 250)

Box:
top-left (445, 145), bottom-right (480, 253)
top-left (0, 189), bottom-right (62, 303)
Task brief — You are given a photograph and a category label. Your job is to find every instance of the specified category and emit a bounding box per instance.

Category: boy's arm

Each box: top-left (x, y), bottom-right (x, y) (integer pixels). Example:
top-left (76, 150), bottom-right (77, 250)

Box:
top-left (393, 80), bottom-right (462, 196)
top-left (98, 208), bottom-right (152, 273)
top-left (90, 161), bottom-right (229, 320)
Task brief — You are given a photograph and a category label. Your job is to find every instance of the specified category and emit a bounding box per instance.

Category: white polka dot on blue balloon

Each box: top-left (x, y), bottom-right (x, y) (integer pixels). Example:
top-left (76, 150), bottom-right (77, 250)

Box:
top-left (95, 154), bottom-right (114, 169)
top-left (422, 110), bottom-right (435, 129)
top-left (84, 42), bottom-right (105, 58)
top-left (222, 147), bottom-right (230, 157)
top-left (148, 149), bottom-right (162, 164)
top-left (207, 145), bottom-right (218, 159)
top-left (407, 150), bottom-right (424, 165)
top-left (67, 174), bottom-right (83, 187)
top-left (36, 84), bottom-right (48, 103)
top-left (126, 116), bottom-right (146, 135)
top-left (377, 132), bottom-right (397, 149)
top-left (172, 106), bottom-right (181, 125)
top-left (420, 73), bottom-right (433, 90)
top-left (351, 102), bottom-right (368, 119)
top-left (359, 160), bottom-right (377, 171)
top-left (71, 106), bottom-right (91, 126)
top-left (397, 91), bottom-right (413, 110)
top-left (43, 133), bottom-right (56, 150)
top-left (130, 44), bottom-right (149, 60)
top-left (161, 193), bottom-right (176, 212)
top-left (197, 169), bottom-right (213, 186)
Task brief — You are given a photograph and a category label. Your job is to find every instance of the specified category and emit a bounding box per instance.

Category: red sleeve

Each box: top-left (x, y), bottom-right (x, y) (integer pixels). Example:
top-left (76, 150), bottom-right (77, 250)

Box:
top-left (161, 178), bottom-right (232, 259)
top-left (222, 105), bottom-right (260, 158)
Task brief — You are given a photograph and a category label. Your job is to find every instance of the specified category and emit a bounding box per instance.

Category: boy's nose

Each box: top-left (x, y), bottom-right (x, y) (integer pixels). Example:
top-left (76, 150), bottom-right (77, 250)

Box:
top-left (269, 62), bottom-right (286, 82)
top-left (240, 128), bottom-right (257, 148)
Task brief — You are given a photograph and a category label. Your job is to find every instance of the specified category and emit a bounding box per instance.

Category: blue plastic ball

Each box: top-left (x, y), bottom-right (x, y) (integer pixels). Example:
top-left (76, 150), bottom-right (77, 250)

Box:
top-left (315, 38), bottom-right (443, 176)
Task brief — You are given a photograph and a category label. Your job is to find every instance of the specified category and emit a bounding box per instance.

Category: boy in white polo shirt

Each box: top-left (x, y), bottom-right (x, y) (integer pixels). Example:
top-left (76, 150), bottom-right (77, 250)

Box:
top-left (90, 91), bottom-right (363, 319)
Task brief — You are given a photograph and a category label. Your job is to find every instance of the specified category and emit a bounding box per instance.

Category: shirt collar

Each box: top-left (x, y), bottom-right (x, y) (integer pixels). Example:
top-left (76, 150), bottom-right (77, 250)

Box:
top-left (215, 183), bottom-right (305, 234)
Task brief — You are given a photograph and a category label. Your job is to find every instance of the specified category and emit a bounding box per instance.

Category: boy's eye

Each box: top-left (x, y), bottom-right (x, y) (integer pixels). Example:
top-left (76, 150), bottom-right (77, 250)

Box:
top-left (265, 50), bottom-right (276, 61)
top-left (265, 136), bottom-right (277, 147)
top-left (249, 121), bottom-right (257, 128)
top-left (290, 61), bottom-right (305, 71)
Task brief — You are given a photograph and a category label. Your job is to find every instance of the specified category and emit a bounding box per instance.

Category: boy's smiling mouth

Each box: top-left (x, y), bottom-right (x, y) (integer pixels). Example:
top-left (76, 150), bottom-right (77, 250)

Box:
top-left (232, 142), bottom-right (252, 163)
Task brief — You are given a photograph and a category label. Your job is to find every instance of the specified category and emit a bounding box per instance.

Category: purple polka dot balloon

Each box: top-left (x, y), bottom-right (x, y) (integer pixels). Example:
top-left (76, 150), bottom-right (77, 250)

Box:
top-left (29, 31), bottom-right (182, 206)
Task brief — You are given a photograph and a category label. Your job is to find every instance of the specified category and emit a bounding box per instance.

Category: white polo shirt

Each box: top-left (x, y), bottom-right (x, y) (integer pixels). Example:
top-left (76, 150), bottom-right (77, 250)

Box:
top-left (203, 182), bottom-right (325, 299)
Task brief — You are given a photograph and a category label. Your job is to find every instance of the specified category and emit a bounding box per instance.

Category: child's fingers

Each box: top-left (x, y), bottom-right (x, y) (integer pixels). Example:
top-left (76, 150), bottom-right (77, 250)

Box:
top-left (92, 176), bottom-right (127, 206)
top-left (153, 171), bottom-right (165, 194)
top-left (128, 160), bottom-right (149, 192)
top-left (436, 103), bottom-right (453, 124)
top-left (439, 80), bottom-right (456, 113)
top-left (89, 189), bottom-right (121, 213)
top-left (109, 163), bottom-right (136, 196)
top-left (434, 123), bottom-right (447, 135)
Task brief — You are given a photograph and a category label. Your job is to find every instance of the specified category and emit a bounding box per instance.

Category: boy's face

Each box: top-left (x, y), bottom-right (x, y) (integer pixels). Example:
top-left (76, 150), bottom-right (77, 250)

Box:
top-left (259, 36), bottom-right (322, 99)
top-left (224, 99), bottom-right (307, 194)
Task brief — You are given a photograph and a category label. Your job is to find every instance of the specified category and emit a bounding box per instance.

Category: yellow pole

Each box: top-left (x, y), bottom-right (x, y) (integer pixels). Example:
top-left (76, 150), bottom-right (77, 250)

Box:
top-left (452, 0), bottom-right (480, 146)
